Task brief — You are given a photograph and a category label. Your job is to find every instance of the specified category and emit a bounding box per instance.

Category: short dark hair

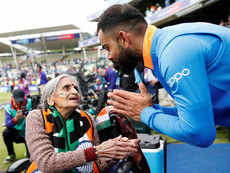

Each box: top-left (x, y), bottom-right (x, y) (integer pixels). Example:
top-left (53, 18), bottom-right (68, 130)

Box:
top-left (97, 4), bottom-right (147, 34)
top-left (20, 72), bottom-right (26, 79)
top-left (37, 64), bottom-right (42, 69)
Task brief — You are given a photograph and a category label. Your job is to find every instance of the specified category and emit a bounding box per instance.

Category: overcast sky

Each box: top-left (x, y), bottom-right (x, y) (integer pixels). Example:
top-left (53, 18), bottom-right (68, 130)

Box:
top-left (0, 0), bottom-right (105, 35)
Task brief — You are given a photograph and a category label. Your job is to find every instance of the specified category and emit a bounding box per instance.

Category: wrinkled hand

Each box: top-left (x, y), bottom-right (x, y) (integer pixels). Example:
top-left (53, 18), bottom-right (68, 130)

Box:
top-left (96, 135), bottom-right (140, 160)
top-left (107, 82), bottom-right (152, 122)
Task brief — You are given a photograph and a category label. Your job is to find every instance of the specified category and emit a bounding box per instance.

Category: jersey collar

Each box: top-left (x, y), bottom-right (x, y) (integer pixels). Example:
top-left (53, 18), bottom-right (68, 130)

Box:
top-left (142, 25), bottom-right (157, 70)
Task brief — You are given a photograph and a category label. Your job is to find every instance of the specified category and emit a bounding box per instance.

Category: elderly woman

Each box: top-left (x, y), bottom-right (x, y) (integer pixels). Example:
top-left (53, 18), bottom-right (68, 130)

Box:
top-left (26, 74), bottom-right (139, 173)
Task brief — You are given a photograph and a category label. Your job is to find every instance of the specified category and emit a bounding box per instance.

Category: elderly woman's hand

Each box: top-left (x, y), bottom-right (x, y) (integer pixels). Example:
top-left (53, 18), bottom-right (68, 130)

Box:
top-left (95, 135), bottom-right (140, 160)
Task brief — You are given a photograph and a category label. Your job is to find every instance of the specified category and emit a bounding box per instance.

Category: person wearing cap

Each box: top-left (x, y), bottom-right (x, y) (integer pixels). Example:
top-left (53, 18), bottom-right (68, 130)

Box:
top-left (2, 88), bottom-right (32, 163)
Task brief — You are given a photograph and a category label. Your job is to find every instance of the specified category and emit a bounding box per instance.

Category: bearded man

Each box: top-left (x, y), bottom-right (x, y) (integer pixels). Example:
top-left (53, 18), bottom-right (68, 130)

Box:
top-left (97, 4), bottom-right (230, 147)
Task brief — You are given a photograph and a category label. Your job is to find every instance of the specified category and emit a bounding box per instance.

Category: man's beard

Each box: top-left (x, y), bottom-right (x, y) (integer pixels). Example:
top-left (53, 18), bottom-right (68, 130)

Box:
top-left (114, 46), bottom-right (142, 74)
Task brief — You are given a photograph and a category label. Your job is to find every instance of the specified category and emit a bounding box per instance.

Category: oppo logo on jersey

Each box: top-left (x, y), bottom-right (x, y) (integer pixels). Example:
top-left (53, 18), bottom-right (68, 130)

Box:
top-left (167, 68), bottom-right (190, 87)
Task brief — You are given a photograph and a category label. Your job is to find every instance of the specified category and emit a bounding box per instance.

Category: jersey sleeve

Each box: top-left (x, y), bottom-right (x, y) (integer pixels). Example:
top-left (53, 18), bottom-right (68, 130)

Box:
top-left (5, 109), bottom-right (14, 128)
top-left (141, 35), bottom-right (216, 147)
top-left (153, 104), bottom-right (178, 116)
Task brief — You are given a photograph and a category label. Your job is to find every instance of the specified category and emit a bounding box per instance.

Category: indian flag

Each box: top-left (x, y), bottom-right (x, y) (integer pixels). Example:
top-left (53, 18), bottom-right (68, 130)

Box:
top-left (95, 108), bottom-right (112, 131)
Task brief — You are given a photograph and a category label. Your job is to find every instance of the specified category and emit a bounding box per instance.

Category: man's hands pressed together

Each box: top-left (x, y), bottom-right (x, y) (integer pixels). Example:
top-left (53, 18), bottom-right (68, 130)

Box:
top-left (107, 82), bottom-right (153, 122)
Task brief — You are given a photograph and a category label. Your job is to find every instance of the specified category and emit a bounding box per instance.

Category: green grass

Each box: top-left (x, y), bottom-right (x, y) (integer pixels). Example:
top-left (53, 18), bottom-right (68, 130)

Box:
top-left (0, 92), bottom-right (12, 104)
top-left (0, 91), bottom-right (39, 104)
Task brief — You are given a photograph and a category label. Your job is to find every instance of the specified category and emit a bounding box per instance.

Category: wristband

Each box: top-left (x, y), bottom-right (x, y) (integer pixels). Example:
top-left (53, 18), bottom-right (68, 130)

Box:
top-left (93, 146), bottom-right (98, 158)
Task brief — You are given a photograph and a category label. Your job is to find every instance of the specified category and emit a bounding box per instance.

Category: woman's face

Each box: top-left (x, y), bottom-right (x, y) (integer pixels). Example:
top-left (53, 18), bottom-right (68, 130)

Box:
top-left (52, 77), bottom-right (80, 111)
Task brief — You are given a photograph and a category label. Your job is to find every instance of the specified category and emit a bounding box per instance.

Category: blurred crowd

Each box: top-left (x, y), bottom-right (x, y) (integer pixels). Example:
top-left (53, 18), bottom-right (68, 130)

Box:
top-left (0, 55), bottom-right (120, 93)
top-left (145, 0), bottom-right (180, 18)
top-left (219, 15), bottom-right (230, 28)
top-left (0, 57), bottom-right (88, 91)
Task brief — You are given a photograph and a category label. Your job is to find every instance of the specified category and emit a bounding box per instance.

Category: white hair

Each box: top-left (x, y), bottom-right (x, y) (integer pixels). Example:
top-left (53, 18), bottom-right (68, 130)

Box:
top-left (40, 74), bottom-right (77, 109)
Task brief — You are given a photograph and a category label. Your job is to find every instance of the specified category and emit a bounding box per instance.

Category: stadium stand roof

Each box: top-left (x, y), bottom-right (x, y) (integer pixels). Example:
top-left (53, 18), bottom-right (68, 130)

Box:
top-left (10, 33), bottom-right (81, 51)
top-left (0, 24), bottom-right (92, 56)
top-left (0, 24), bottom-right (79, 38)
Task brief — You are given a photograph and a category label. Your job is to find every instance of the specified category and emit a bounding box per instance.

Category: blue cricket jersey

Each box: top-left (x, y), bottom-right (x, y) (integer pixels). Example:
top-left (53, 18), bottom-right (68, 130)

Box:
top-left (141, 23), bottom-right (230, 147)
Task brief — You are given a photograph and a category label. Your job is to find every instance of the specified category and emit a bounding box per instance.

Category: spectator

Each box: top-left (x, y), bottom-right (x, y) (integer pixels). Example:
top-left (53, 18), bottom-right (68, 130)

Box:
top-left (145, 7), bottom-right (150, 16)
top-left (2, 89), bottom-right (32, 163)
top-left (227, 15), bottom-right (230, 28)
top-left (94, 77), bottom-right (104, 92)
top-left (25, 74), bottom-right (139, 173)
top-left (95, 67), bottom-right (106, 84)
top-left (105, 65), bottom-right (118, 90)
top-left (155, 3), bottom-right (162, 12)
top-left (36, 64), bottom-right (48, 91)
top-left (18, 72), bottom-right (30, 97)
top-left (165, 0), bottom-right (170, 7)
top-left (9, 79), bottom-right (16, 93)
top-left (150, 5), bottom-right (156, 13)
top-left (68, 65), bottom-right (77, 73)
top-left (219, 19), bottom-right (225, 26)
